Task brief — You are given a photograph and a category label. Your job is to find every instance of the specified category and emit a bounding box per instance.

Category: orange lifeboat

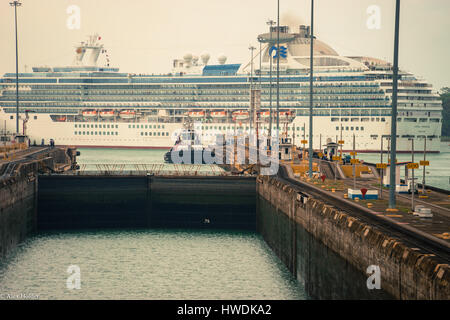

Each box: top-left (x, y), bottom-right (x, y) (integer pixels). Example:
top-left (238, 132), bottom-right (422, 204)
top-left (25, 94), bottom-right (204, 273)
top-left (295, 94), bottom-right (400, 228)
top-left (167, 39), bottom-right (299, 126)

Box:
top-left (188, 111), bottom-right (205, 118)
top-left (119, 109), bottom-right (136, 119)
top-left (82, 109), bottom-right (97, 118)
top-left (99, 109), bottom-right (115, 118)
top-left (232, 110), bottom-right (249, 120)
top-left (279, 110), bottom-right (294, 117)
top-left (55, 115), bottom-right (67, 122)
top-left (210, 111), bottom-right (227, 119)
top-left (259, 110), bottom-right (271, 119)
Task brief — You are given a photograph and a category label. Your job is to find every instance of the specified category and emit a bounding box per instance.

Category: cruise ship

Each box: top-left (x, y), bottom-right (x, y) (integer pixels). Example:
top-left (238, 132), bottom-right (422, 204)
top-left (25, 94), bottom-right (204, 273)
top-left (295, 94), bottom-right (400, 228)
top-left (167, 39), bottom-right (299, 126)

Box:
top-left (0, 26), bottom-right (443, 152)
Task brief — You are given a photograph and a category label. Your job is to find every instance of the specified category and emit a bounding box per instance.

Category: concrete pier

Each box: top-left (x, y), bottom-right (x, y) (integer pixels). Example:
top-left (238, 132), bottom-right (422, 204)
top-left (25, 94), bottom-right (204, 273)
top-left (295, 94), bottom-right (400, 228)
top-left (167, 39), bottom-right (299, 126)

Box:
top-left (0, 147), bottom-right (77, 260)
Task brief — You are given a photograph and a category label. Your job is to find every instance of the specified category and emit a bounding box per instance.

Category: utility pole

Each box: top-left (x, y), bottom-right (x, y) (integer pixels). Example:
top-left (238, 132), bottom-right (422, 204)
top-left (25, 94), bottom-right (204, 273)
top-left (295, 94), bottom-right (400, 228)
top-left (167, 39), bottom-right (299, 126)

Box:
top-left (267, 19), bottom-right (276, 146)
top-left (308, 0), bottom-right (314, 178)
top-left (380, 136), bottom-right (384, 199)
top-left (303, 122), bottom-right (306, 160)
top-left (249, 45), bottom-right (255, 134)
top-left (257, 37), bottom-right (263, 151)
top-left (319, 133), bottom-right (321, 154)
top-left (276, 0), bottom-right (280, 141)
top-left (259, 40), bottom-right (262, 88)
top-left (410, 138), bottom-right (415, 211)
top-left (10, 1), bottom-right (22, 135)
top-left (353, 133), bottom-right (356, 190)
top-left (422, 137), bottom-right (427, 194)
top-left (389, 0), bottom-right (401, 209)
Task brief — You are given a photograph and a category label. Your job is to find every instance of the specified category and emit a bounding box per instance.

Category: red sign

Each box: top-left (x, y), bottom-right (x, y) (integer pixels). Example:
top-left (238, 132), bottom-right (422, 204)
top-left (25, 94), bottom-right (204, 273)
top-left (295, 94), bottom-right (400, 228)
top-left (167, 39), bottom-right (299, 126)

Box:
top-left (360, 188), bottom-right (368, 199)
top-left (321, 175), bottom-right (326, 182)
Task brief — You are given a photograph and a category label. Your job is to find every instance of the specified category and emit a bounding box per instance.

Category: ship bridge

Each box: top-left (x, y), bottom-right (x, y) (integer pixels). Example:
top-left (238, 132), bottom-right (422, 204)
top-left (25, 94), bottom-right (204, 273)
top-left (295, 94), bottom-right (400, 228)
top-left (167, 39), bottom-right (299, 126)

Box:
top-left (240, 25), bottom-right (367, 74)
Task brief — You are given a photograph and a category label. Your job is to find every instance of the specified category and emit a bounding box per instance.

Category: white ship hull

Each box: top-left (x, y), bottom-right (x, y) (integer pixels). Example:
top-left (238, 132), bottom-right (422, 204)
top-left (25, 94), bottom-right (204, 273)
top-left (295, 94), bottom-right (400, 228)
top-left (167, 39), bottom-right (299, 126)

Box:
top-left (0, 109), bottom-right (441, 152)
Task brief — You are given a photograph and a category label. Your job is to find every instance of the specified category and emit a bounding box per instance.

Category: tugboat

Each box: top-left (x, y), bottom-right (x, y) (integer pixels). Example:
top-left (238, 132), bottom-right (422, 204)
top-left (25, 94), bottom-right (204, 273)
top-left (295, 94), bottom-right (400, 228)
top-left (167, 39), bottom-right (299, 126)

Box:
top-left (164, 121), bottom-right (215, 164)
top-left (164, 129), bottom-right (216, 164)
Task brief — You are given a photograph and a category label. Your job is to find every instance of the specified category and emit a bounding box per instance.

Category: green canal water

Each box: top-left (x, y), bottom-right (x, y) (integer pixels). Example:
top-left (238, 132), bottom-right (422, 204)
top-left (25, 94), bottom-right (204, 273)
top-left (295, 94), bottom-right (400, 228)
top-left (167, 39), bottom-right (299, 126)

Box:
top-left (358, 141), bottom-right (450, 191)
top-left (0, 229), bottom-right (307, 300)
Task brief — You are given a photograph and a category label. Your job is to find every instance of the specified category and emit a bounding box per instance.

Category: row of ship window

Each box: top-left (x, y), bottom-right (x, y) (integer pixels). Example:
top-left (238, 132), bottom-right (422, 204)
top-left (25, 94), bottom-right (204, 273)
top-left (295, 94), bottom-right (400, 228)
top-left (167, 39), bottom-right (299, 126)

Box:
top-left (130, 124), bottom-right (165, 129)
top-left (399, 118), bottom-right (441, 123)
top-left (370, 134), bottom-right (439, 139)
top-left (200, 125), bottom-right (307, 131)
top-left (5, 88), bottom-right (384, 96)
top-left (75, 131), bottom-right (118, 136)
top-left (140, 132), bottom-right (170, 136)
top-left (336, 126), bottom-right (365, 131)
top-left (75, 124), bottom-right (119, 129)
top-left (73, 131), bottom-right (170, 137)
top-left (73, 123), bottom-right (171, 129)
top-left (3, 106), bottom-right (392, 115)
top-left (331, 117), bottom-right (386, 122)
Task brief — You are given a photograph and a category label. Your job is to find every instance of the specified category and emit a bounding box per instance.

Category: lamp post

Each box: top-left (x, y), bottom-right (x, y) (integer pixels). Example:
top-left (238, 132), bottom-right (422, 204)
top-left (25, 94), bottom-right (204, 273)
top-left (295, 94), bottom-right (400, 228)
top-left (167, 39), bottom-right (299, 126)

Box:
top-left (266, 19), bottom-right (276, 144)
top-left (249, 45), bottom-right (256, 133)
top-left (308, 0), bottom-right (314, 178)
top-left (276, 0), bottom-right (280, 141)
top-left (389, 0), bottom-right (401, 209)
top-left (10, 0), bottom-right (22, 135)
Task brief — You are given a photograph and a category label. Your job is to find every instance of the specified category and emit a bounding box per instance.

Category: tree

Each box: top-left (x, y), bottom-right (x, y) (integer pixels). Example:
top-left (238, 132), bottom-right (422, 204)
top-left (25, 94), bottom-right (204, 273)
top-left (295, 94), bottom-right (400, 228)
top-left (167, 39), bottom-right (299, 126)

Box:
top-left (440, 87), bottom-right (450, 137)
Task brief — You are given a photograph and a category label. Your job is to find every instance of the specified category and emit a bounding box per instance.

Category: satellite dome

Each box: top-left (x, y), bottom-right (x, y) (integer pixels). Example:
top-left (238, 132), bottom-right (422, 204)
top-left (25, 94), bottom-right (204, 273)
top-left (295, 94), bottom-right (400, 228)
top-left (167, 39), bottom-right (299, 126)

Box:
top-left (201, 53), bottom-right (210, 65)
top-left (183, 53), bottom-right (193, 63)
top-left (218, 55), bottom-right (227, 65)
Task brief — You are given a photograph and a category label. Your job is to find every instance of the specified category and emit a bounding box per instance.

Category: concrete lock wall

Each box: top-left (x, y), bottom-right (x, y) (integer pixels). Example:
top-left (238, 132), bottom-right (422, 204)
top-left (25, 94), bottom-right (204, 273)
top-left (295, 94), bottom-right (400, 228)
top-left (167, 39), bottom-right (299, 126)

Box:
top-left (0, 171), bottom-right (37, 260)
top-left (256, 175), bottom-right (450, 300)
top-left (37, 175), bottom-right (256, 230)
top-left (257, 196), bottom-right (392, 299)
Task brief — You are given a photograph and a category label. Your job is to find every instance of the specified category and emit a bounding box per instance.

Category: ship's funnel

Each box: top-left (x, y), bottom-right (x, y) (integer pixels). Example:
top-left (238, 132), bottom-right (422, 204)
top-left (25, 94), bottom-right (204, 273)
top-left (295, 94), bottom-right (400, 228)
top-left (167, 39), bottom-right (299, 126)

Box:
top-left (86, 47), bottom-right (102, 66)
top-left (79, 34), bottom-right (104, 66)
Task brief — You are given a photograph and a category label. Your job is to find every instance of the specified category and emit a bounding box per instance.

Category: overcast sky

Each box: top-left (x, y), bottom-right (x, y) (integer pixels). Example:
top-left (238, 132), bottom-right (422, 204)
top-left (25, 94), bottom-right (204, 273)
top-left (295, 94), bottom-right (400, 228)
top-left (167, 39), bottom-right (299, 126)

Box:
top-left (1, 0), bottom-right (449, 90)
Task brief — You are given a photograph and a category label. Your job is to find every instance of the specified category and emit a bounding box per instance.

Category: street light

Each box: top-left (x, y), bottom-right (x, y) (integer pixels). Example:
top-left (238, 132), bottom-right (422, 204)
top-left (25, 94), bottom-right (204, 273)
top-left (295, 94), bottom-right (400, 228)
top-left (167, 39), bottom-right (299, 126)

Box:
top-left (308, 0), bottom-right (314, 178)
top-left (276, 0), bottom-right (280, 141)
top-left (249, 45), bottom-right (256, 133)
top-left (389, 0), bottom-right (401, 209)
top-left (10, 0), bottom-right (22, 135)
top-left (266, 19), bottom-right (276, 142)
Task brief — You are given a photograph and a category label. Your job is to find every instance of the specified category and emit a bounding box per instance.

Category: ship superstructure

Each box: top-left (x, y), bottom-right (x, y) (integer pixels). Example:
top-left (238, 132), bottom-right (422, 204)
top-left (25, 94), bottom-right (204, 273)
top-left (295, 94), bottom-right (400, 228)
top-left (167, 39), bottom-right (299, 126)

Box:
top-left (0, 26), bottom-right (443, 152)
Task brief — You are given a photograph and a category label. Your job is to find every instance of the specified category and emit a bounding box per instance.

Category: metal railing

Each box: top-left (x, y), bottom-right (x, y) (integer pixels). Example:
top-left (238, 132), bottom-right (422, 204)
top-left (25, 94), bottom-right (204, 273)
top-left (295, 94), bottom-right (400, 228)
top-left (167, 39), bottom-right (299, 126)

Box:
top-left (69, 163), bottom-right (228, 176)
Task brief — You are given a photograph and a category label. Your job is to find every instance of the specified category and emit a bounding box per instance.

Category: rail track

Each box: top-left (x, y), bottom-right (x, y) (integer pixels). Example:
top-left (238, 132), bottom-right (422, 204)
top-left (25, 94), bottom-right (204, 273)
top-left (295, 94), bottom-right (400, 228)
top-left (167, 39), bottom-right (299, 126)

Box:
top-left (276, 165), bottom-right (450, 264)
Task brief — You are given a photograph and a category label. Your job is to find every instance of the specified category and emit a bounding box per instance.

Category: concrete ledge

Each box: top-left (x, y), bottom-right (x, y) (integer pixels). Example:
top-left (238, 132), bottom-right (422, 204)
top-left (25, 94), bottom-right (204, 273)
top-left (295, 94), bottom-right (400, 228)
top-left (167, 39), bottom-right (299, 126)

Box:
top-left (257, 174), bottom-right (450, 299)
